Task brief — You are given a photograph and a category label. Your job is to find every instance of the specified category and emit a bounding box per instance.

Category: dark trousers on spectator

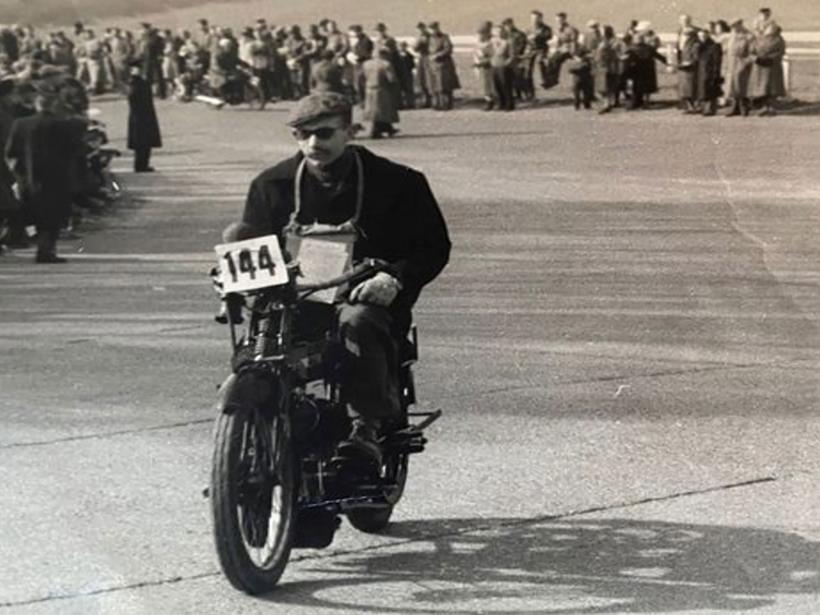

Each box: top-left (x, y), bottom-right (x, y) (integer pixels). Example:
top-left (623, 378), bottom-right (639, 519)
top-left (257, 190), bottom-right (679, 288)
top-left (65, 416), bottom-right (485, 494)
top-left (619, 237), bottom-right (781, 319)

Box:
top-left (492, 65), bottom-right (515, 111)
top-left (134, 147), bottom-right (152, 172)
top-left (35, 223), bottom-right (60, 260)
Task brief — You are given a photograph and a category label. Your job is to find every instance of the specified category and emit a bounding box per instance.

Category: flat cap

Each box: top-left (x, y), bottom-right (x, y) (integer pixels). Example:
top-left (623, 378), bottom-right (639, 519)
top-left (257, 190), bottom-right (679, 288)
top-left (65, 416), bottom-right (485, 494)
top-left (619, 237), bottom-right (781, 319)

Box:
top-left (286, 92), bottom-right (351, 127)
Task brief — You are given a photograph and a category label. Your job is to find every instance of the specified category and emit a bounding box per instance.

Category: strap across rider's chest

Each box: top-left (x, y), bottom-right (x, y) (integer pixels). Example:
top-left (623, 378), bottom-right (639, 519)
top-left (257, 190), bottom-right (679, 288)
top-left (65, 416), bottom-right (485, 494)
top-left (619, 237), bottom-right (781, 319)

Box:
top-left (289, 148), bottom-right (364, 236)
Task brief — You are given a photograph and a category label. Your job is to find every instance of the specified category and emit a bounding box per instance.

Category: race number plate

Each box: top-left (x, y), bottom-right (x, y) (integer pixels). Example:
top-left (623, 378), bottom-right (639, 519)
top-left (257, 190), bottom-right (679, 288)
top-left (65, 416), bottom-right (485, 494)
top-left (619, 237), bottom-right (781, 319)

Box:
top-left (214, 235), bottom-right (288, 293)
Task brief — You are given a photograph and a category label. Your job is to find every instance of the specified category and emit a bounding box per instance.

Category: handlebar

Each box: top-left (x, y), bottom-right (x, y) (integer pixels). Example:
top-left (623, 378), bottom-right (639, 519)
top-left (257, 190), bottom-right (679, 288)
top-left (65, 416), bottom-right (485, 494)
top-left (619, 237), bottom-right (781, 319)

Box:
top-left (295, 258), bottom-right (388, 300)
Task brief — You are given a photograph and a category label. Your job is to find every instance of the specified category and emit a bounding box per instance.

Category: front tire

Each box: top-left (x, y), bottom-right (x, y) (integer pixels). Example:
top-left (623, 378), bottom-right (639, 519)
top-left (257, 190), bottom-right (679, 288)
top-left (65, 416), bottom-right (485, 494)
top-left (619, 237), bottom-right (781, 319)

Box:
top-left (211, 405), bottom-right (295, 594)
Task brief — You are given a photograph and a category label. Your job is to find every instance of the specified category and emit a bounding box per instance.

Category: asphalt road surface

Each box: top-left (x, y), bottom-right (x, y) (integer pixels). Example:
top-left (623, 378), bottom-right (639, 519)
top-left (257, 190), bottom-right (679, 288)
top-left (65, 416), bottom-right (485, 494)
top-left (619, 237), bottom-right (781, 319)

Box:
top-left (1, 98), bottom-right (819, 614)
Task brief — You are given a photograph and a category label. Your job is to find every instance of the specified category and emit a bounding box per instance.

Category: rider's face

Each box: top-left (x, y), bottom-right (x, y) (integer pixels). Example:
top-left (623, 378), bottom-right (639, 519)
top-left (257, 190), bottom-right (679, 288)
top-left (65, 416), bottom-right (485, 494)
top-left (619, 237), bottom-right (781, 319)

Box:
top-left (292, 116), bottom-right (352, 167)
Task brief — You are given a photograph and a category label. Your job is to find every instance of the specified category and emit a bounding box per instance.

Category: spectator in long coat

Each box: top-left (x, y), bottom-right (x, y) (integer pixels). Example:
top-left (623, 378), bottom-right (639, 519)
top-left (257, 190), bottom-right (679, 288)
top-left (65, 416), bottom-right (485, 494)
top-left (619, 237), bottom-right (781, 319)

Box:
top-left (362, 48), bottom-right (399, 138)
top-left (5, 85), bottom-right (83, 263)
top-left (348, 25), bottom-right (373, 107)
top-left (427, 22), bottom-right (460, 110)
top-left (696, 29), bottom-right (722, 115)
top-left (595, 25), bottom-right (621, 112)
top-left (725, 19), bottom-right (755, 116)
top-left (677, 27), bottom-right (700, 112)
top-left (0, 79), bottom-right (20, 247)
top-left (749, 23), bottom-right (786, 115)
top-left (396, 41), bottom-right (416, 109)
top-left (412, 23), bottom-right (432, 108)
top-left (127, 61), bottom-right (162, 172)
top-left (473, 23), bottom-right (495, 110)
top-left (490, 24), bottom-right (515, 111)
top-left (625, 33), bottom-right (666, 110)
top-left (310, 49), bottom-right (345, 94)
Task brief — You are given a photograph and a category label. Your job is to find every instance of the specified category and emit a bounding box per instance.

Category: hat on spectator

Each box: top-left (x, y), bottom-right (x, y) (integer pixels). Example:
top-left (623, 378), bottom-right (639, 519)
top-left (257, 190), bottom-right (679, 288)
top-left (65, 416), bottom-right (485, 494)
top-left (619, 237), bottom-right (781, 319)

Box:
top-left (635, 20), bottom-right (652, 32)
top-left (286, 92), bottom-right (352, 127)
top-left (730, 18), bottom-right (744, 26)
top-left (375, 22), bottom-right (387, 31)
top-left (556, 12), bottom-right (567, 19)
top-left (586, 20), bottom-right (599, 28)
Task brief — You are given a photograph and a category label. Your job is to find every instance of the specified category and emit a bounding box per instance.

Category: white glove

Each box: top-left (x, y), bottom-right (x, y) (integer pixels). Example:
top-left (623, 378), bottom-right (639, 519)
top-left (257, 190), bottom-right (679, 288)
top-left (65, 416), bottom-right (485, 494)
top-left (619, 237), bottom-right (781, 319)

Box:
top-left (348, 272), bottom-right (402, 307)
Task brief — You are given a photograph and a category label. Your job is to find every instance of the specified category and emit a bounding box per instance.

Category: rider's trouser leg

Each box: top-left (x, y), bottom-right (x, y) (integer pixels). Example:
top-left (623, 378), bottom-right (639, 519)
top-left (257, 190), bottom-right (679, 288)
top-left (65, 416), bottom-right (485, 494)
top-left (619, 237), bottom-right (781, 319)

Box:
top-left (337, 303), bottom-right (400, 421)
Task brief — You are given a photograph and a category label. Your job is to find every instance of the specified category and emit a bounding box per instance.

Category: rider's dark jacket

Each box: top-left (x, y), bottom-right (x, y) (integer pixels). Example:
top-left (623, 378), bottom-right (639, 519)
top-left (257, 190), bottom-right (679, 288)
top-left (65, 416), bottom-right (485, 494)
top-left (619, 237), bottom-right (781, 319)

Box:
top-left (241, 145), bottom-right (451, 332)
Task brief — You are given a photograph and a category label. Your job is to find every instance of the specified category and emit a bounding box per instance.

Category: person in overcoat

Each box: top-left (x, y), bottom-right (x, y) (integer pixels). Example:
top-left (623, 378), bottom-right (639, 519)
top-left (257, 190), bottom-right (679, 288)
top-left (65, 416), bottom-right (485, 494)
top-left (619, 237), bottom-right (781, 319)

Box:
top-left (595, 26), bottom-right (621, 112)
top-left (412, 23), bottom-right (433, 108)
top-left (396, 41), bottom-right (416, 109)
top-left (725, 19), bottom-right (755, 116)
top-left (373, 23), bottom-right (403, 110)
top-left (363, 48), bottom-right (399, 138)
top-left (127, 61), bottom-right (162, 172)
top-left (0, 78), bottom-right (20, 246)
top-left (490, 24), bottom-right (515, 111)
top-left (625, 33), bottom-right (667, 110)
top-left (473, 23), bottom-right (495, 110)
top-left (677, 27), bottom-right (700, 112)
top-left (310, 49), bottom-right (345, 94)
top-left (427, 22), bottom-right (460, 110)
top-left (749, 23), bottom-right (786, 115)
top-left (348, 25), bottom-right (373, 108)
top-left (696, 29), bottom-right (723, 115)
top-left (5, 85), bottom-right (83, 263)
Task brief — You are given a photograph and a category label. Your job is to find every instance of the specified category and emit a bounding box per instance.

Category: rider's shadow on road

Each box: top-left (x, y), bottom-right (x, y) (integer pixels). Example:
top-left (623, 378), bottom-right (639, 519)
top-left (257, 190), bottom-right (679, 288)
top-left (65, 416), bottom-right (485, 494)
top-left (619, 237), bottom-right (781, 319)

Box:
top-left (269, 517), bottom-right (820, 613)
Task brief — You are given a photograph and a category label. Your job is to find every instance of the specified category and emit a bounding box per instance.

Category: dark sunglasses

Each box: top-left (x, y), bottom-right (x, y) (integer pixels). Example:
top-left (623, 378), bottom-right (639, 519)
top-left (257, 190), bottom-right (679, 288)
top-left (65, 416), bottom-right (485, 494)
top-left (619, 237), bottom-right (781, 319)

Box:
top-left (292, 126), bottom-right (342, 140)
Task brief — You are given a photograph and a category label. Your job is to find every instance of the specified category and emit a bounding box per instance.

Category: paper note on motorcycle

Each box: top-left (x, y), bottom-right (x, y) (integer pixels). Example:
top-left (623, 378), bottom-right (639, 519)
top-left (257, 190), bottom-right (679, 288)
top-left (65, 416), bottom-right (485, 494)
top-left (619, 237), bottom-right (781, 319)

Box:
top-left (289, 236), bottom-right (353, 303)
top-left (214, 235), bottom-right (289, 293)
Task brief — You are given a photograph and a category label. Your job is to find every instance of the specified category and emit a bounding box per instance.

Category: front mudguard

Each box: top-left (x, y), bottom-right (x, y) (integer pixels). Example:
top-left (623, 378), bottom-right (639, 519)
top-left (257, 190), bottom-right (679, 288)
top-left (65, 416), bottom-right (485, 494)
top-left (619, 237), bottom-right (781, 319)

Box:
top-left (215, 369), bottom-right (278, 417)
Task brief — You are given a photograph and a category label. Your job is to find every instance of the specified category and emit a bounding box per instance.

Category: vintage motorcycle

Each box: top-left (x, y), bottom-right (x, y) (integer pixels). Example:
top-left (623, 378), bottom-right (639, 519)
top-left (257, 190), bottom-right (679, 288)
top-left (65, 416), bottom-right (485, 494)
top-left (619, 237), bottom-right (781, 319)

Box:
top-left (208, 232), bottom-right (440, 594)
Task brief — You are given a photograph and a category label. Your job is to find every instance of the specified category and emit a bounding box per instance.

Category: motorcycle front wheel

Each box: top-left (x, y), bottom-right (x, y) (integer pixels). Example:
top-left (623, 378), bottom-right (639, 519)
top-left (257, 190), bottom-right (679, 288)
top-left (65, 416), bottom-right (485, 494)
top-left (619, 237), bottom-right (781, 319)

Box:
top-left (211, 404), bottom-right (295, 594)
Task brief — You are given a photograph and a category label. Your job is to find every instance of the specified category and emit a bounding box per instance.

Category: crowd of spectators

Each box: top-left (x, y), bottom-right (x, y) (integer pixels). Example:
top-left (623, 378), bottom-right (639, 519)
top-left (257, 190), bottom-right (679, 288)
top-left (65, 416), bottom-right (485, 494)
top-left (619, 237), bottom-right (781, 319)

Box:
top-left (0, 8), bottom-right (790, 119)
top-left (0, 7), bottom-right (792, 261)
top-left (473, 8), bottom-right (787, 115)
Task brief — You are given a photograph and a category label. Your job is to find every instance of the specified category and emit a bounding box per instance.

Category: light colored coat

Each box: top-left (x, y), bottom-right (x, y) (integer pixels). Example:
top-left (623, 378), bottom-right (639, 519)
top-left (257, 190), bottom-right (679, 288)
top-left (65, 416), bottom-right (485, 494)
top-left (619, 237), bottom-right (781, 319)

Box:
top-left (362, 57), bottom-right (399, 123)
top-left (725, 29), bottom-right (755, 98)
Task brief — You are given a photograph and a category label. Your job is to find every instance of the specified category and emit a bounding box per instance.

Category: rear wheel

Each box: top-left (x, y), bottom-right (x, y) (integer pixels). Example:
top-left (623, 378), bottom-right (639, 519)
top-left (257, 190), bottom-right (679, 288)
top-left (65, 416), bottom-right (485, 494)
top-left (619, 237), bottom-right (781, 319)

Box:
top-left (211, 403), bottom-right (295, 594)
top-left (347, 452), bottom-right (408, 533)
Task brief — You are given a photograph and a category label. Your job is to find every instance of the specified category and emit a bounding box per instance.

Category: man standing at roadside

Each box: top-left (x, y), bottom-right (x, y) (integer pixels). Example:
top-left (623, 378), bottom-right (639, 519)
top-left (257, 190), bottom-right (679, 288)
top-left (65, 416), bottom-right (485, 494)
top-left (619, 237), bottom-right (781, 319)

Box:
top-left (725, 18), bottom-right (754, 116)
top-left (527, 10), bottom-right (552, 93)
top-left (5, 84), bottom-right (83, 263)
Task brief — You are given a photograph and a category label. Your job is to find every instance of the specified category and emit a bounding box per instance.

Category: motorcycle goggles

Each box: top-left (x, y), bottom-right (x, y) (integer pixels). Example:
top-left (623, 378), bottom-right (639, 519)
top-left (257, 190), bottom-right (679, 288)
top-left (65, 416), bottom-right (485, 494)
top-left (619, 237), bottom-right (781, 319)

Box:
top-left (291, 126), bottom-right (342, 141)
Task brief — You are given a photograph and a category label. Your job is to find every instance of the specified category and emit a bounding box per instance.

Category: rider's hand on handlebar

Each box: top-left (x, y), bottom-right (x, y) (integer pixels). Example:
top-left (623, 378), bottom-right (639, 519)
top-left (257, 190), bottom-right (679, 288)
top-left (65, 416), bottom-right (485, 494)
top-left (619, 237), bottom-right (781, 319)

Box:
top-left (349, 272), bottom-right (402, 307)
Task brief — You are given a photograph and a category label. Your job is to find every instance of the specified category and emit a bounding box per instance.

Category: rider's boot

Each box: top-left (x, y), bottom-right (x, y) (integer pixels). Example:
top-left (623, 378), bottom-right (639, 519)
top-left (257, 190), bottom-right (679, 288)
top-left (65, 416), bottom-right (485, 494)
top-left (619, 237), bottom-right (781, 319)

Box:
top-left (337, 418), bottom-right (382, 468)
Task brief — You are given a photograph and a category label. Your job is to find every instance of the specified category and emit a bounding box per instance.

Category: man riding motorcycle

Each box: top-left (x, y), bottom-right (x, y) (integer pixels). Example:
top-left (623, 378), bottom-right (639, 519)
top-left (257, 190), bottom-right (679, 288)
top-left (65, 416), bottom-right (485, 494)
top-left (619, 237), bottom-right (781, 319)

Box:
top-left (238, 92), bottom-right (450, 466)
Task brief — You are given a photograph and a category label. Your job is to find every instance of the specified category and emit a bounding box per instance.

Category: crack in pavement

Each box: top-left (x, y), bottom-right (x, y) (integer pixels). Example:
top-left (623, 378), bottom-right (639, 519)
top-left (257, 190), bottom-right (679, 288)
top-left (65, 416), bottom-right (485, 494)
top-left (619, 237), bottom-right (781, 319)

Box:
top-left (454, 355), bottom-right (817, 401)
top-left (3, 355), bottom-right (817, 451)
top-left (0, 418), bottom-right (213, 451)
top-left (0, 475), bottom-right (777, 609)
